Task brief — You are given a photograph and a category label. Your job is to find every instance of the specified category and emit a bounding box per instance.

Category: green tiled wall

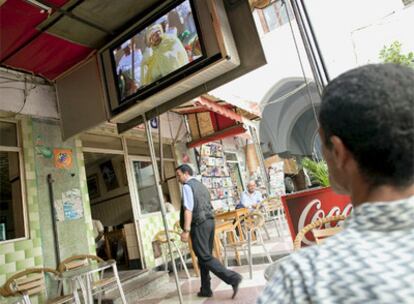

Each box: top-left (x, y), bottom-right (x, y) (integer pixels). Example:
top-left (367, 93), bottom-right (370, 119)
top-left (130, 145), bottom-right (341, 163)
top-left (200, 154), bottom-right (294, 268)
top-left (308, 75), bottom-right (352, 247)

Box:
top-left (0, 117), bottom-right (95, 300)
top-left (139, 211), bottom-right (180, 268)
top-left (74, 138), bottom-right (96, 254)
top-left (0, 118), bottom-right (43, 286)
top-left (31, 118), bottom-right (95, 266)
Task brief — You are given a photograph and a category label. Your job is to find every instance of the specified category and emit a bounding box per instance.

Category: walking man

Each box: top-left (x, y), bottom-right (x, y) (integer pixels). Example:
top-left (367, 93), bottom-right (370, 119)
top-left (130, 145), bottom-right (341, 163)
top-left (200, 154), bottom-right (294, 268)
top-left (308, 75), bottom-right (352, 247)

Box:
top-left (176, 164), bottom-right (242, 298)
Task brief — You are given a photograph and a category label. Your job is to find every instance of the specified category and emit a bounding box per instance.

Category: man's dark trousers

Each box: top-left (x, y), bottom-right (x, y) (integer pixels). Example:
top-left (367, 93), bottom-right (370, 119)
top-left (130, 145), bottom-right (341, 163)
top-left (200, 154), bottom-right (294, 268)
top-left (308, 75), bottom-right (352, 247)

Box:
top-left (190, 218), bottom-right (240, 293)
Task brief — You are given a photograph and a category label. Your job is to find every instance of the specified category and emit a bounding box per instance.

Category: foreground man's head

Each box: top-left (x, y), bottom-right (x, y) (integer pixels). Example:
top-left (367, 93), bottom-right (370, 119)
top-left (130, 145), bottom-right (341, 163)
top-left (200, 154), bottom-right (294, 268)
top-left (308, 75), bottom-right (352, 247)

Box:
top-left (319, 63), bottom-right (414, 205)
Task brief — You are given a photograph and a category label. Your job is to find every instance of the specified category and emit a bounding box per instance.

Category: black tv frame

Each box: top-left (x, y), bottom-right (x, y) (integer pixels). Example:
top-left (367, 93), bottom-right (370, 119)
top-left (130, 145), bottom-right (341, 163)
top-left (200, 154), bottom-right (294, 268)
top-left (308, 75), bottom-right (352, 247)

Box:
top-left (105, 0), bottom-right (214, 116)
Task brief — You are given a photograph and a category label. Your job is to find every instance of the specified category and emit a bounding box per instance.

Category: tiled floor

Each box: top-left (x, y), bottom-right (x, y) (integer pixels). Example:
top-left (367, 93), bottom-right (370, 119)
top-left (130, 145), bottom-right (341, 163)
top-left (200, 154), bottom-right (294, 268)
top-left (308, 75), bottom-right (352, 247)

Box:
top-left (132, 222), bottom-right (293, 304)
top-left (132, 264), bottom-right (269, 304)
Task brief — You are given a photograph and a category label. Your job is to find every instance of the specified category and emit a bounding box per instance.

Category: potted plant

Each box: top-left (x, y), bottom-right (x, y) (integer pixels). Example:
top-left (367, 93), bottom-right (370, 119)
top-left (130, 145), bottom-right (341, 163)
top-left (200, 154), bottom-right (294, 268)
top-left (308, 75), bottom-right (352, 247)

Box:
top-left (301, 157), bottom-right (330, 187)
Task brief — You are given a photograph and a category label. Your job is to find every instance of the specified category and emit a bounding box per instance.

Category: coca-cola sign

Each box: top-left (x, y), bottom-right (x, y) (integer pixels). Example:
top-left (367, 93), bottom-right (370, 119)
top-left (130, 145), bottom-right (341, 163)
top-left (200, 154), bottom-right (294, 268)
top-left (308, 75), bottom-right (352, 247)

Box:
top-left (281, 187), bottom-right (352, 247)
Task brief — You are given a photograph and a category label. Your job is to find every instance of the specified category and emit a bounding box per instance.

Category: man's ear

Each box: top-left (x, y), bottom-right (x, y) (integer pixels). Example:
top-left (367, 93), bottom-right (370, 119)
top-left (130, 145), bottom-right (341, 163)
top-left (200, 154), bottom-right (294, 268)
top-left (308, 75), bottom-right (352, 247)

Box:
top-left (330, 136), bottom-right (350, 169)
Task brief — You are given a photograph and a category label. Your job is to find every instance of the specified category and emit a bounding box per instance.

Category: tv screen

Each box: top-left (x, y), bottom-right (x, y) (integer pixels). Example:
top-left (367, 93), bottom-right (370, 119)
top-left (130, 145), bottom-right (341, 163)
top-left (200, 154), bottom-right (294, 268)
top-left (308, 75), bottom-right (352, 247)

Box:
top-left (111, 0), bottom-right (204, 103)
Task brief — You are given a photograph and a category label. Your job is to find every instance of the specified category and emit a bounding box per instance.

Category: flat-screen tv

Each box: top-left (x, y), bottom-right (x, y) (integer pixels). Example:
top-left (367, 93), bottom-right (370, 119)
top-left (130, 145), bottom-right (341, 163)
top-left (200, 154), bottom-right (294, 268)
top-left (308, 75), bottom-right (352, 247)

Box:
top-left (112, 0), bottom-right (204, 105)
top-left (100, 0), bottom-right (240, 122)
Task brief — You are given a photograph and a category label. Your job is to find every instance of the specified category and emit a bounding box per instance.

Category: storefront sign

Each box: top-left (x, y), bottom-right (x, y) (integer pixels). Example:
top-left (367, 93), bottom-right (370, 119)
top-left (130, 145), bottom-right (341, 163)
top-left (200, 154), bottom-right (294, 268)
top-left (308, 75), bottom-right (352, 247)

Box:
top-left (281, 187), bottom-right (352, 247)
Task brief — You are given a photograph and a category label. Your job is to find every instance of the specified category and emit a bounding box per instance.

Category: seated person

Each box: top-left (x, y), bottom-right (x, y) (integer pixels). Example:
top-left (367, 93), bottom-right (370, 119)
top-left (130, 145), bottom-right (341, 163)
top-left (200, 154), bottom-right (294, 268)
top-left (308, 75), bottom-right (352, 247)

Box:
top-left (92, 219), bottom-right (105, 256)
top-left (258, 64), bottom-right (414, 303)
top-left (163, 193), bottom-right (176, 212)
top-left (240, 180), bottom-right (263, 210)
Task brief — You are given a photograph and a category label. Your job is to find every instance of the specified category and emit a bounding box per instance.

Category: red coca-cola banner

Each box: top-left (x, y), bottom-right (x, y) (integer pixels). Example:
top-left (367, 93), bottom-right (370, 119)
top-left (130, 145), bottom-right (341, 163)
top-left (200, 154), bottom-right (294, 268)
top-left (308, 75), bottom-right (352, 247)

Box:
top-left (281, 187), bottom-right (352, 247)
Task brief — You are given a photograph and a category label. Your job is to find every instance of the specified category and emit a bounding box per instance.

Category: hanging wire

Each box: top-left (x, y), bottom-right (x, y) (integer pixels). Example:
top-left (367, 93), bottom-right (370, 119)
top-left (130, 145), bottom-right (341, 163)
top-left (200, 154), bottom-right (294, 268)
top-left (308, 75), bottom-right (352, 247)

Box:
top-left (261, 82), bottom-right (307, 108)
top-left (283, 0), bottom-right (320, 128)
top-left (0, 75), bottom-right (37, 119)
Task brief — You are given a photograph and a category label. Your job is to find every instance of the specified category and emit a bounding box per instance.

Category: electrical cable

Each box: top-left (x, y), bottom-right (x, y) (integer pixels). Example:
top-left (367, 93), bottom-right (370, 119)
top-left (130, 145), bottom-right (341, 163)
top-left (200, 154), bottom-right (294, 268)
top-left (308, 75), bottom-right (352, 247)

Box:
top-left (284, 0), bottom-right (320, 128)
top-left (0, 76), bottom-right (37, 118)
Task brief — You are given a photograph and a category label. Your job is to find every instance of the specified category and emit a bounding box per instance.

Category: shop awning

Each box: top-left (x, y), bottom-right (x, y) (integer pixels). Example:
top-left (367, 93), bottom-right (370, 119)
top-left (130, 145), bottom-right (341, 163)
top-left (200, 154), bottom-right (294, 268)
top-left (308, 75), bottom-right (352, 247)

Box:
top-left (0, 0), bottom-right (159, 80)
top-left (172, 96), bottom-right (247, 148)
top-left (187, 124), bottom-right (246, 148)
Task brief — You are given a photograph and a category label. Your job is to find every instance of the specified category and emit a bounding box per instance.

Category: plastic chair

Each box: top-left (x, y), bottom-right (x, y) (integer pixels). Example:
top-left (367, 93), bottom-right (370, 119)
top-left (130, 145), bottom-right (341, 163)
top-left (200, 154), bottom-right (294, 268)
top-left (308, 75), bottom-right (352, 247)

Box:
top-left (154, 230), bottom-right (191, 279)
top-left (57, 254), bottom-right (126, 304)
top-left (1, 268), bottom-right (79, 304)
top-left (293, 215), bottom-right (346, 250)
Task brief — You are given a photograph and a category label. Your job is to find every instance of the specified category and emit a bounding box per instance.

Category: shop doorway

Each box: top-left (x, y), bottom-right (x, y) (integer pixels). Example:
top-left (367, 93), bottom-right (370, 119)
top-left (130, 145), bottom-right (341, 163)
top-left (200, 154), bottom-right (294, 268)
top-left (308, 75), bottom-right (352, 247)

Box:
top-left (84, 151), bottom-right (141, 270)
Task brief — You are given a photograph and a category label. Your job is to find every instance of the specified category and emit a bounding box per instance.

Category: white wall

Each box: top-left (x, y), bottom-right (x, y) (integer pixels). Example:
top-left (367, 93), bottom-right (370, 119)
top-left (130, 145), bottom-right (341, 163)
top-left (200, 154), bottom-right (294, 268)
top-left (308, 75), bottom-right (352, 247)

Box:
top-left (304, 0), bottom-right (406, 78)
top-left (0, 70), bottom-right (59, 119)
top-left (210, 18), bottom-right (313, 107)
top-left (211, 0), bottom-right (410, 108)
top-left (352, 5), bottom-right (414, 65)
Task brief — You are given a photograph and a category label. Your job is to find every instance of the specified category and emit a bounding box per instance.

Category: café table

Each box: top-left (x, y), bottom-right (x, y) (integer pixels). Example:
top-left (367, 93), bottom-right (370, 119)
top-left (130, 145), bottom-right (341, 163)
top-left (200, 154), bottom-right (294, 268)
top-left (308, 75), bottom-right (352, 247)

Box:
top-left (215, 208), bottom-right (249, 241)
top-left (59, 259), bottom-right (126, 304)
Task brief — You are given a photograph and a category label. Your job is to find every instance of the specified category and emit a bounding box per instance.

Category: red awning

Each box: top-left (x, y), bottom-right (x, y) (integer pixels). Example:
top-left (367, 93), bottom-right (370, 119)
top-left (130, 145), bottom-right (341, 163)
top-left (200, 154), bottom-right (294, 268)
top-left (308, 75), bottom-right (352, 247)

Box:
top-left (194, 96), bottom-right (243, 123)
top-left (174, 96), bottom-right (246, 148)
top-left (0, 0), bottom-right (160, 80)
top-left (187, 124), bottom-right (246, 148)
top-left (0, 0), bottom-right (93, 79)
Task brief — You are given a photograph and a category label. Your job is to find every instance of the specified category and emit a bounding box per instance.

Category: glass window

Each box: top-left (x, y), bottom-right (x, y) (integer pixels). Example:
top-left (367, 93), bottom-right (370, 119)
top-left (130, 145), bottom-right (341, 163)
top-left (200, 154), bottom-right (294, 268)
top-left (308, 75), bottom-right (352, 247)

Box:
top-left (260, 0), bottom-right (295, 33)
top-left (132, 161), bottom-right (161, 215)
top-left (0, 121), bottom-right (18, 147)
top-left (0, 121), bottom-right (26, 242)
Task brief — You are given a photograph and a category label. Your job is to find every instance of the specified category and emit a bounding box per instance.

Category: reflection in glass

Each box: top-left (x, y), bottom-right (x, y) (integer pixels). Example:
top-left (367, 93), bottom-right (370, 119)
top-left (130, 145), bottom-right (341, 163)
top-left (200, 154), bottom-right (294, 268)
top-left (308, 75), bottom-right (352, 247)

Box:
top-left (0, 152), bottom-right (25, 241)
top-left (133, 161), bottom-right (161, 214)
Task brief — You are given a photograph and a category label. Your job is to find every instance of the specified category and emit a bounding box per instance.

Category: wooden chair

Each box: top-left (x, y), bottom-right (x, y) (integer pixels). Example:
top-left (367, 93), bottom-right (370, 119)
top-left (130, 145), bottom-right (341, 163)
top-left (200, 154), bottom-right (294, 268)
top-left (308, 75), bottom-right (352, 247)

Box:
top-left (104, 229), bottom-right (128, 266)
top-left (154, 229), bottom-right (191, 279)
top-left (293, 215), bottom-right (346, 250)
top-left (1, 268), bottom-right (79, 304)
top-left (57, 254), bottom-right (125, 304)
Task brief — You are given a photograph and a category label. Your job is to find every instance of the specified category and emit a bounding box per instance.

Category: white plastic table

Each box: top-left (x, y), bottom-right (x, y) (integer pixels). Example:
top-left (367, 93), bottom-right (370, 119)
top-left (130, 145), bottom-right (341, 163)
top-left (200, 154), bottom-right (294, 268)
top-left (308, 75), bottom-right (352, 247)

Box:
top-left (59, 259), bottom-right (126, 304)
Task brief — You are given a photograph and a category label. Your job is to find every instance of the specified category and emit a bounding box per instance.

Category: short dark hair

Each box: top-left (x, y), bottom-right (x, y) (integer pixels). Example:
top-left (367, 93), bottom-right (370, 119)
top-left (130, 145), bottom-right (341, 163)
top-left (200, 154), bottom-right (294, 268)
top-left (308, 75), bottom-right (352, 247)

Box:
top-left (319, 63), bottom-right (414, 187)
top-left (176, 164), bottom-right (193, 176)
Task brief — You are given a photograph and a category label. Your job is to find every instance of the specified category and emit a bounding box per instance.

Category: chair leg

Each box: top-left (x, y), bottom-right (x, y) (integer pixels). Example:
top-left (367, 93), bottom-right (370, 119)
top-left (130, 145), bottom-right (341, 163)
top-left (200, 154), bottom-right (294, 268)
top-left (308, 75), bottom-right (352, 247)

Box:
top-left (113, 265), bottom-right (127, 304)
top-left (263, 223), bottom-right (271, 240)
top-left (161, 245), bottom-right (168, 271)
top-left (258, 230), bottom-right (273, 263)
top-left (98, 290), bottom-right (103, 304)
top-left (73, 288), bottom-right (81, 304)
top-left (22, 294), bottom-right (31, 304)
top-left (247, 230), bottom-right (253, 280)
top-left (174, 242), bottom-right (191, 279)
top-left (223, 233), bottom-right (228, 267)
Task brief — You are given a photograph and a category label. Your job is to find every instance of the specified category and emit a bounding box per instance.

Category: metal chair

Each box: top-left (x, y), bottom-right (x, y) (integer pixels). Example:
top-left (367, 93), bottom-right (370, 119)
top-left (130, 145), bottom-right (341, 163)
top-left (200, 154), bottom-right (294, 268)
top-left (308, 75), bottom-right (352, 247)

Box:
top-left (173, 221), bottom-right (200, 277)
top-left (223, 212), bottom-right (273, 279)
top-left (154, 229), bottom-right (191, 279)
top-left (293, 215), bottom-right (346, 250)
top-left (1, 268), bottom-right (79, 304)
top-left (256, 197), bottom-right (287, 238)
top-left (57, 254), bottom-right (126, 304)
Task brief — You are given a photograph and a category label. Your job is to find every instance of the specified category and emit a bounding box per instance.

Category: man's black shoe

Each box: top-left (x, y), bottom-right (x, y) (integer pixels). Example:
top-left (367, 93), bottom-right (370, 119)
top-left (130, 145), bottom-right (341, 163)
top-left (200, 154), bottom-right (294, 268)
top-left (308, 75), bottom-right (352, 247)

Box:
top-left (232, 276), bottom-right (242, 299)
top-left (197, 291), bottom-right (213, 297)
